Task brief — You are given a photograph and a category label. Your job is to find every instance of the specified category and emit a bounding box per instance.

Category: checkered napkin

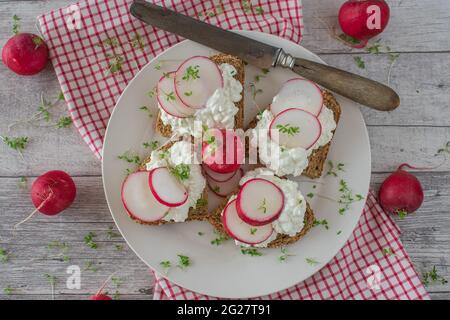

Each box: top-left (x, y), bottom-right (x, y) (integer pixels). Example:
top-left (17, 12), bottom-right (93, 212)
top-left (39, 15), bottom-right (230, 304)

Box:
top-left (37, 0), bottom-right (304, 159)
top-left (152, 191), bottom-right (430, 300)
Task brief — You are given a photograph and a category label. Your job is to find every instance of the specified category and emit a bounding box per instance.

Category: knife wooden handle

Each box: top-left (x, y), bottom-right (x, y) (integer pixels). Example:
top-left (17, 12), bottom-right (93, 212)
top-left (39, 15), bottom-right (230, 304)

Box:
top-left (292, 57), bottom-right (400, 111)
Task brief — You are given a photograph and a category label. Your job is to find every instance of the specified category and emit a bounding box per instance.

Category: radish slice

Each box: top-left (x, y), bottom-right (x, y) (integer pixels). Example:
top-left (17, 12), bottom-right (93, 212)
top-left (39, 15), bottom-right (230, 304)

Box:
top-left (157, 72), bottom-right (196, 118)
top-left (207, 168), bottom-right (243, 197)
top-left (148, 167), bottom-right (188, 208)
top-left (271, 78), bottom-right (323, 116)
top-left (175, 56), bottom-right (223, 109)
top-left (121, 171), bottom-right (168, 223)
top-left (222, 199), bottom-right (274, 245)
top-left (203, 164), bottom-right (237, 183)
top-left (269, 108), bottom-right (322, 150)
top-left (236, 178), bottom-right (284, 226)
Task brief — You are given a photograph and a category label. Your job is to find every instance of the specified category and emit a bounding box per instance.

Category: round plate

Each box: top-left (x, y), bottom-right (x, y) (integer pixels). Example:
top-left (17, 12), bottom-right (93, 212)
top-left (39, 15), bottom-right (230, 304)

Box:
top-left (102, 31), bottom-right (371, 298)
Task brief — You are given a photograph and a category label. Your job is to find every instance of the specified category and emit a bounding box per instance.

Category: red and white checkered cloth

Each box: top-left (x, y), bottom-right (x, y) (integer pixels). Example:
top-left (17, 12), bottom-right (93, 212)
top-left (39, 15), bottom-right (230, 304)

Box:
top-left (37, 0), bottom-right (304, 159)
top-left (152, 191), bottom-right (429, 300)
top-left (37, 0), bottom-right (428, 300)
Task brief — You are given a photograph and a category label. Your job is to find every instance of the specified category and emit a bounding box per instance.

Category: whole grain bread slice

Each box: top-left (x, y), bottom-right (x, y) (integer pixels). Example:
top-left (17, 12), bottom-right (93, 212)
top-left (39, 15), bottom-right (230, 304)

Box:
top-left (247, 90), bottom-right (342, 179)
top-left (208, 192), bottom-right (315, 248)
top-left (156, 54), bottom-right (246, 137)
top-left (133, 141), bottom-right (208, 226)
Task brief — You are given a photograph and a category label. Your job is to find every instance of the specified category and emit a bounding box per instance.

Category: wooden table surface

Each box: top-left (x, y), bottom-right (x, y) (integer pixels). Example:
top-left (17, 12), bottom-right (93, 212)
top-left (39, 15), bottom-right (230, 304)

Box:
top-left (0, 0), bottom-right (449, 300)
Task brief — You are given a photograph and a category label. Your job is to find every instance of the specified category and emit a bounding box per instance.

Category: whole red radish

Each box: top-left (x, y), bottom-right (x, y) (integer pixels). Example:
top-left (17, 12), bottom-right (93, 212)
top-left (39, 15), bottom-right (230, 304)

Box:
top-left (31, 170), bottom-right (76, 216)
top-left (378, 164), bottom-right (424, 218)
top-left (90, 294), bottom-right (112, 300)
top-left (2, 33), bottom-right (49, 76)
top-left (202, 129), bottom-right (244, 174)
top-left (339, 0), bottom-right (390, 42)
top-left (89, 273), bottom-right (115, 300)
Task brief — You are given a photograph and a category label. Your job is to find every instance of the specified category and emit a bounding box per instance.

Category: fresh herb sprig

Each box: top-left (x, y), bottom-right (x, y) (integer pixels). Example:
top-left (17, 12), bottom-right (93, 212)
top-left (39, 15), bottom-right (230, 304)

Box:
top-left (313, 219), bottom-right (329, 230)
top-left (84, 232), bottom-right (98, 249)
top-left (337, 179), bottom-right (364, 215)
top-left (47, 241), bottom-right (70, 262)
top-left (258, 198), bottom-right (267, 214)
top-left (12, 15), bottom-right (20, 35)
top-left (0, 248), bottom-right (10, 263)
top-left (354, 56), bottom-right (365, 69)
top-left (422, 266), bottom-right (448, 287)
top-left (327, 160), bottom-right (345, 177)
top-left (211, 230), bottom-right (230, 246)
top-left (276, 124), bottom-right (300, 136)
top-left (306, 258), bottom-right (319, 266)
top-left (279, 247), bottom-right (295, 262)
top-left (170, 164), bottom-right (190, 181)
top-left (240, 246), bottom-right (263, 256)
top-left (182, 65), bottom-right (200, 81)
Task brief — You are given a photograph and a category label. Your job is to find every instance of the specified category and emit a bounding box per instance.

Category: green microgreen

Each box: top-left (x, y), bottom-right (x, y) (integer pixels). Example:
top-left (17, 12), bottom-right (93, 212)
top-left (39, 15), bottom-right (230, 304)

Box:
top-left (354, 56), bottom-right (365, 69)
top-left (182, 65), bottom-right (200, 81)
top-left (279, 247), bottom-right (295, 262)
top-left (240, 246), bottom-right (263, 256)
top-left (211, 230), bottom-right (230, 246)
top-left (55, 116), bottom-right (72, 128)
top-left (422, 266), bottom-right (448, 287)
top-left (12, 15), bottom-right (20, 35)
top-left (177, 255), bottom-right (191, 269)
top-left (84, 232), bottom-right (98, 249)
top-left (306, 258), bottom-right (319, 266)
top-left (327, 160), bottom-right (345, 177)
top-left (276, 123), bottom-right (300, 136)
top-left (170, 164), bottom-right (190, 181)
top-left (313, 219), bottom-right (329, 230)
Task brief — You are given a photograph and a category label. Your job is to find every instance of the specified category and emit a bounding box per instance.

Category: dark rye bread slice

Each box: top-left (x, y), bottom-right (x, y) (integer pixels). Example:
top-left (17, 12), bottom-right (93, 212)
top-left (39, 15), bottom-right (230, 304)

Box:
top-left (208, 192), bottom-right (315, 248)
top-left (134, 141), bottom-right (208, 226)
top-left (247, 90), bottom-right (342, 179)
top-left (156, 54), bottom-right (245, 137)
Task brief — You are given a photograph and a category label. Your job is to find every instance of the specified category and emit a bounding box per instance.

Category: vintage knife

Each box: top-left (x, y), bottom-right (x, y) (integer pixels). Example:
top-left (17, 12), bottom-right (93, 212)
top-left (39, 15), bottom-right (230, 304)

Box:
top-left (130, 0), bottom-right (399, 111)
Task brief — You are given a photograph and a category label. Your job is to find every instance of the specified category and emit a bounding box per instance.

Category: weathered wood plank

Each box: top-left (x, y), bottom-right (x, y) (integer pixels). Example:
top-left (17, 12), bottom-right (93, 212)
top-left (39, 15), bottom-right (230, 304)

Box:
top-left (1, 0), bottom-right (450, 53)
top-left (1, 173), bottom-right (449, 298)
top-left (301, 0), bottom-right (450, 53)
top-left (321, 52), bottom-right (450, 127)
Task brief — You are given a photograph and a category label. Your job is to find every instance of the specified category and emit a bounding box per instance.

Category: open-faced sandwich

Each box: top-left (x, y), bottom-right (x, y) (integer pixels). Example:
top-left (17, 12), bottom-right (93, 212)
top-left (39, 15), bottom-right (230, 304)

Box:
top-left (121, 139), bottom-right (208, 225)
top-left (209, 168), bottom-right (315, 248)
top-left (248, 78), bottom-right (341, 178)
top-left (156, 54), bottom-right (245, 137)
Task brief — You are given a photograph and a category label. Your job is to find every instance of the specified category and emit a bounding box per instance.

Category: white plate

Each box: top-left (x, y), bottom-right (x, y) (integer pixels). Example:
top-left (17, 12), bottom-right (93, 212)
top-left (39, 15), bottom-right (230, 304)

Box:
top-left (102, 31), bottom-right (371, 298)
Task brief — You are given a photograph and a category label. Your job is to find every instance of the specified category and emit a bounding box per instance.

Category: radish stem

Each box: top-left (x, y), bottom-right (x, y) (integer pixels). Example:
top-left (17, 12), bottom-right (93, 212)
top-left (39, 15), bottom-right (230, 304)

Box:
top-left (13, 188), bottom-right (53, 231)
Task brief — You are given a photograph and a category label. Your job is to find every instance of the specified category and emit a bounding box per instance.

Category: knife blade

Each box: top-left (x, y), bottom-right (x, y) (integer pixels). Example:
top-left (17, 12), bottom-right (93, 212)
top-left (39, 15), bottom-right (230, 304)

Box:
top-left (130, 0), bottom-right (400, 111)
top-left (130, 0), bottom-right (278, 69)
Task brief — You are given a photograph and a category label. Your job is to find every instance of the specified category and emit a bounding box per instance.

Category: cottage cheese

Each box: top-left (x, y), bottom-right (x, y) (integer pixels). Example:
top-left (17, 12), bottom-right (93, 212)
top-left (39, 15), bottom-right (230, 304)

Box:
top-left (146, 140), bottom-right (206, 222)
top-left (160, 63), bottom-right (243, 137)
top-left (231, 168), bottom-right (307, 248)
top-left (251, 105), bottom-right (336, 177)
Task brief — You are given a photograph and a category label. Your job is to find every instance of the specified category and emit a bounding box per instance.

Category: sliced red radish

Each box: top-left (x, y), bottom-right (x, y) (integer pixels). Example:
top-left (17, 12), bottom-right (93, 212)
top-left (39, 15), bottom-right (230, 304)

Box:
top-left (236, 178), bottom-right (284, 226)
top-left (202, 129), bottom-right (244, 174)
top-left (121, 171), bottom-right (168, 223)
top-left (175, 56), bottom-right (223, 109)
top-left (148, 167), bottom-right (188, 207)
top-left (207, 168), bottom-right (243, 197)
top-left (203, 164), bottom-right (237, 183)
top-left (269, 108), bottom-right (322, 150)
top-left (157, 72), bottom-right (196, 118)
top-left (271, 78), bottom-right (323, 116)
top-left (222, 199), bottom-right (274, 245)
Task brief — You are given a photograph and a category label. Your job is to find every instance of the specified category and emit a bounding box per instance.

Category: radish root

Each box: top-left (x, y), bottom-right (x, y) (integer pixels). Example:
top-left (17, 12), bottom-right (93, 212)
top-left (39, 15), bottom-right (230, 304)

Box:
top-left (95, 271), bottom-right (117, 296)
top-left (13, 188), bottom-right (54, 232)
